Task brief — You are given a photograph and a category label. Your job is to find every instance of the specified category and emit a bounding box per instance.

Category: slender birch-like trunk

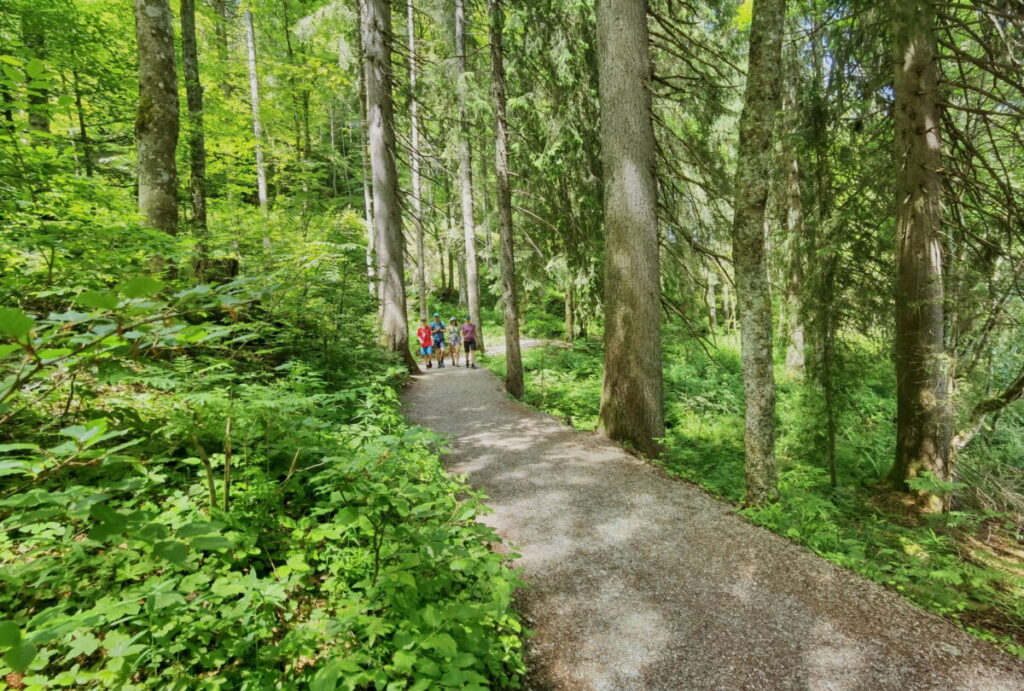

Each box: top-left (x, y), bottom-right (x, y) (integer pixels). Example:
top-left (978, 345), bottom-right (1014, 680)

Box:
top-left (134, 0), bottom-right (179, 236)
top-left (244, 9), bottom-right (270, 247)
top-left (731, 0), bottom-right (785, 505)
top-left (489, 0), bottom-right (524, 399)
top-left (595, 0), bottom-right (665, 457)
top-left (361, 0), bottom-right (418, 371)
top-left (455, 0), bottom-right (483, 351)
top-left (407, 0), bottom-right (428, 320)
top-left (358, 52), bottom-right (376, 297)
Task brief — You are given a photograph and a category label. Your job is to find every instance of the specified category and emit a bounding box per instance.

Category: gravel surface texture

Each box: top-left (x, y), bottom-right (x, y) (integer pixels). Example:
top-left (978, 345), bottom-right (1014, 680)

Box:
top-left (401, 353), bottom-right (1024, 690)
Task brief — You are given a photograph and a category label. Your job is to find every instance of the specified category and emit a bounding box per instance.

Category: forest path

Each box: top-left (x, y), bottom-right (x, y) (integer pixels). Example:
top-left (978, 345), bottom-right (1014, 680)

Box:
top-left (401, 346), bottom-right (1024, 690)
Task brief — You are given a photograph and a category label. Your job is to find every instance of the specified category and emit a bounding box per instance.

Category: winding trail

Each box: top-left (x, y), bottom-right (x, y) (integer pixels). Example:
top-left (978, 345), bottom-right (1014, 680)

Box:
top-left (402, 347), bottom-right (1024, 690)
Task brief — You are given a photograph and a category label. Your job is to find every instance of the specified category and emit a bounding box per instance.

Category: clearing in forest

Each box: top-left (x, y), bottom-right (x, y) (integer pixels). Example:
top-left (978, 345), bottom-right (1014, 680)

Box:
top-left (403, 360), bottom-right (1024, 690)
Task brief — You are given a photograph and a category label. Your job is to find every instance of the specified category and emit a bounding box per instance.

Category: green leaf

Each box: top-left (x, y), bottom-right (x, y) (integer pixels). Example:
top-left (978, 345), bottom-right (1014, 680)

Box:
top-left (0, 621), bottom-right (21, 647)
top-left (24, 59), bottom-right (45, 79)
top-left (190, 535), bottom-right (233, 551)
top-left (117, 276), bottom-right (163, 299)
top-left (153, 540), bottom-right (189, 565)
top-left (59, 419), bottom-right (108, 444)
top-left (310, 661), bottom-right (341, 691)
top-left (149, 591), bottom-right (186, 611)
top-left (4, 641), bottom-right (37, 672)
top-left (0, 344), bottom-right (22, 358)
top-left (0, 308), bottom-right (35, 339)
top-left (64, 632), bottom-right (99, 660)
top-left (74, 291), bottom-right (119, 311)
top-left (335, 506), bottom-right (360, 525)
top-left (0, 460), bottom-right (32, 477)
top-left (176, 521), bottom-right (223, 538)
top-left (103, 630), bottom-right (145, 658)
top-left (0, 444), bottom-right (37, 453)
top-left (392, 649), bottom-right (416, 672)
top-left (423, 633), bottom-right (457, 658)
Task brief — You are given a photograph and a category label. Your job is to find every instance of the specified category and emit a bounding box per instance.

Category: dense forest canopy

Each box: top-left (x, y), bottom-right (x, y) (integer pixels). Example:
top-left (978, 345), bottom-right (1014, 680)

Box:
top-left (1, 0), bottom-right (1023, 686)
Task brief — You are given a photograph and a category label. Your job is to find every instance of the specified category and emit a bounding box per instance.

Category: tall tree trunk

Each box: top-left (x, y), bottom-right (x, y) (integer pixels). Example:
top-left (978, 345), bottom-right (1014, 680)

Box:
top-left (721, 275), bottom-right (733, 332)
top-left (23, 10), bottom-right (49, 132)
top-left (458, 253), bottom-right (467, 308)
top-left (595, 0), bottom-right (664, 458)
top-left (134, 0), bottom-right (179, 236)
top-left (361, 0), bottom-right (417, 372)
top-left (180, 0), bottom-right (209, 274)
top-left (489, 0), bottom-right (524, 399)
top-left (782, 141), bottom-right (805, 371)
top-left (358, 52), bottom-right (376, 297)
top-left (71, 68), bottom-right (94, 176)
top-left (706, 270), bottom-right (718, 331)
top-left (888, 0), bottom-right (951, 513)
top-left (244, 9), bottom-right (270, 245)
top-left (731, 0), bottom-right (785, 505)
top-left (407, 0), bottom-right (428, 320)
top-left (565, 280), bottom-right (575, 342)
top-left (211, 0), bottom-right (235, 98)
top-left (455, 0), bottom-right (483, 351)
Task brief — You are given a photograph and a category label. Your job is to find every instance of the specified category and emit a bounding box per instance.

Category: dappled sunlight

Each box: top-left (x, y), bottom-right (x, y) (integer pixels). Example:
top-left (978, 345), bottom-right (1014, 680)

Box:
top-left (402, 363), bottom-right (1024, 688)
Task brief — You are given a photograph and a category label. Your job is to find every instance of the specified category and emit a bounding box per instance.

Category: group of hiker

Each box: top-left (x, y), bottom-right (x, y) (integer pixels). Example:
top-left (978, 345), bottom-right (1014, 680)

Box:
top-left (416, 314), bottom-right (479, 370)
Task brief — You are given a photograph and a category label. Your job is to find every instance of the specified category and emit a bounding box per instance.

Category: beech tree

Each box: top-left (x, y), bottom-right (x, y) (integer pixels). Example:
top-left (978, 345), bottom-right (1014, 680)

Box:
top-left (133, 0), bottom-right (179, 236)
top-left (730, 0), bottom-right (785, 505)
top-left (595, 0), bottom-right (664, 457)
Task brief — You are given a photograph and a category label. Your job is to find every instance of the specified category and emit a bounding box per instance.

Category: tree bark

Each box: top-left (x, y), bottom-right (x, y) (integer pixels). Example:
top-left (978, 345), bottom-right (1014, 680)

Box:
top-left (455, 0), bottom-right (484, 352)
top-left (358, 51), bottom-right (376, 297)
top-left (706, 270), bottom-right (718, 331)
top-left (361, 0), bottom-right (418, 372)
top-left (888, 0), bottom-right (951, 513)
top-left (595, 0), bottom-right (665, 458)
top-left (730, 0), bottom-right (785, 505)
top-left (180, 0), bottom-right (209, 274)
top-left (244, 9), bottom-right (270, 242)
top-left (782, 140), bottom-right (805, 371)
top-left (134, 0), bottom-right (180, 236)
top-left (23, 9), bottom-right (49, 133)
top-left (407, 0), bottom-right (428, 321)
top-left (71, 68), bottom-right (94, 176)
top-left (489, 0), bottom-right (524, 399)
top-left (565, 280), bottom-right (575, 342)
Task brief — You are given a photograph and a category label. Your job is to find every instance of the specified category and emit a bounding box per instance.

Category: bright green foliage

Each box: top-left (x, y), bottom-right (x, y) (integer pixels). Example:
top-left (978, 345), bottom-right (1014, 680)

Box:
top-left (486, 331), bottom-right (1024, 659)
top-left (0, 255), bottom-right (525, 688)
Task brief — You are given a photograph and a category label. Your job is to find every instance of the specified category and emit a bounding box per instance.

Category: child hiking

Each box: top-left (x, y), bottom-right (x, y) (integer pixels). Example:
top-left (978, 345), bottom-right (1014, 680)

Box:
top-left (460, 315), bottom-right (478, 369)
top-left (416, 319), bottom-right (434, 369)
top-left (447, 318), bottom-right (461, 366)
top-left (430, 313), bottom-right (447, 367)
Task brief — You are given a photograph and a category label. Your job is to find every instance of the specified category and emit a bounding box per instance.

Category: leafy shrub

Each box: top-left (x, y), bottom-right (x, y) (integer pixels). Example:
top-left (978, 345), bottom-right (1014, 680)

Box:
top-left (1, 219), bottom-right (525, 687)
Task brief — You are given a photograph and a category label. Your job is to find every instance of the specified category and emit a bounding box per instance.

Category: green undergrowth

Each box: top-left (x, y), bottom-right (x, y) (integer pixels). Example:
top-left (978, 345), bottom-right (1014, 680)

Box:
top-left (1, 214), bottom-right (525, 689)
top-left (483, 333), bottom-right (1024, 659)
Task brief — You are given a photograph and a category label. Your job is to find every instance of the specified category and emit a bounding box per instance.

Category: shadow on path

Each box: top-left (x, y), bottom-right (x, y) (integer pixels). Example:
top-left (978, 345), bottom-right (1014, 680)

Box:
top-left (402, 360), bottom-right (1024, 690)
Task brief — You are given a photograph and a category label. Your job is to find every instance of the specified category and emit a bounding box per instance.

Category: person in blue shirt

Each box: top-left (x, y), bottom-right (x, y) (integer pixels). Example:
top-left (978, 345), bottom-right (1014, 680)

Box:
top-left (430, 313), bottom-right (447, 367)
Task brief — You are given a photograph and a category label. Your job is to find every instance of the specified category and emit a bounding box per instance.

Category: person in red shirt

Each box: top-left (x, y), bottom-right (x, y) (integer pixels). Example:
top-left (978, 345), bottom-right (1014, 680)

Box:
top-left (460, 314), bottom-right (478, 369)
top-left (416, 318), bottom-right (435, 369)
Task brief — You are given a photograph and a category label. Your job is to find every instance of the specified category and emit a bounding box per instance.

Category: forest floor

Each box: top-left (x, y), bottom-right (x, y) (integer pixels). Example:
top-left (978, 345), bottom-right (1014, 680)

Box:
top-left (402, 347), bottom-right (1024, 690)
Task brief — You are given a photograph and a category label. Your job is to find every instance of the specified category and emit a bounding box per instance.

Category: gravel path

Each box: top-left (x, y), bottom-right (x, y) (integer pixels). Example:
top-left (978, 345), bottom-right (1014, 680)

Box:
top-left (402, 353), bottom-right (1024, 690)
